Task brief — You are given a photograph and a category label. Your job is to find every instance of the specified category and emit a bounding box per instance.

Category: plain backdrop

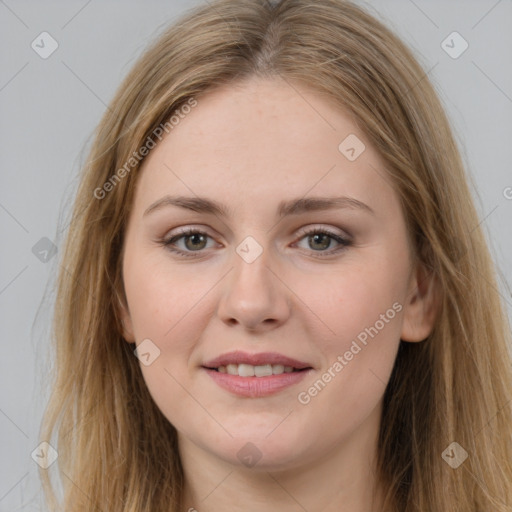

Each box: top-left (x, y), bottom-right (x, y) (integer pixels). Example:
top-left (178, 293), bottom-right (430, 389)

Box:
top-left (0, 1), bottom-right (511, 510)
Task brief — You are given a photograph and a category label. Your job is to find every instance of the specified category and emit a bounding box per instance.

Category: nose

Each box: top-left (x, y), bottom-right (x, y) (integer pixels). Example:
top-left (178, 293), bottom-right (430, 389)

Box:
top-left (216, 243), bottom-right (291, 332)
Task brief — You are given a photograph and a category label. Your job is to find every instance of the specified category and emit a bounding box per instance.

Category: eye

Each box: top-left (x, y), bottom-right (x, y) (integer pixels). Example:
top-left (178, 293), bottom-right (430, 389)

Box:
top-left (161, 228), bottom-right (217, 257)
top-left (293, 226), bottom-right (352, 257)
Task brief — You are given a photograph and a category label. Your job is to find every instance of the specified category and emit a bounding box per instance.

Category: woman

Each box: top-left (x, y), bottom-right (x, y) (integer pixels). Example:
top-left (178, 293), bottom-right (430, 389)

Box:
top-left (39, 0), bottom-right (512, 510)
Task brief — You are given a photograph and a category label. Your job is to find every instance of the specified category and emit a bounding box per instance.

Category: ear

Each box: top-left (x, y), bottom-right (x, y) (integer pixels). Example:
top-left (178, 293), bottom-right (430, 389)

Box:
top-left (116, 291), bottom-right (136, 344)
top-left (401, 261), bottom-right (440, 343)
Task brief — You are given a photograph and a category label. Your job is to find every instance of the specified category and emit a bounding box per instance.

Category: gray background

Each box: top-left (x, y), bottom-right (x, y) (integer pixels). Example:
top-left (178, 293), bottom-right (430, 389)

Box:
top-left (1, 1), bottom-right (511, 510)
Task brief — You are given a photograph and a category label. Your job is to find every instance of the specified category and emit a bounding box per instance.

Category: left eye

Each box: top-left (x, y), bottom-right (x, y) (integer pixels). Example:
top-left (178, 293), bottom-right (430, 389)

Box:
top-left (161, 227), bottom-right (351, 258)
top-left (294, 229), bottom-right (349, 254)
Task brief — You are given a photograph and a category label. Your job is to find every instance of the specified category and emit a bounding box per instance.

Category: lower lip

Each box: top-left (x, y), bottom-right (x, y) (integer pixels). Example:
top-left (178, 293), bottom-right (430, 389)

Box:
top-left (203, 368), bottom-right (312, 398)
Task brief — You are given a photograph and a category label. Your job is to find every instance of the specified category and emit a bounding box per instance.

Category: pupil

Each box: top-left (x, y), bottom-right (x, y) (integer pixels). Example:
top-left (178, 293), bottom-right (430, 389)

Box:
top-left (186, 234), bottom-right (206, 250)
top-left (311, 233), bottom-right (330, 250)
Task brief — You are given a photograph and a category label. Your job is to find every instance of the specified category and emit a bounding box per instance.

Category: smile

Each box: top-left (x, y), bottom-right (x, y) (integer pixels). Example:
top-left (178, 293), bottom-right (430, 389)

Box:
top-left (214, 363), bottom-right (304, 377)
top-left (201, 350), bottom-right (313, 397)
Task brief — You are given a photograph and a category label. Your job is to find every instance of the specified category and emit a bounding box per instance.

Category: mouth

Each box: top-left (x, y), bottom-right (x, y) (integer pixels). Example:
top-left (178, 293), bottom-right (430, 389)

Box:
top-left (201, 351), bottom-right (313, 397)
top-left (202, 350), bottom-right (313, 375)
top-left (204, 363), bottom-right (310, 377)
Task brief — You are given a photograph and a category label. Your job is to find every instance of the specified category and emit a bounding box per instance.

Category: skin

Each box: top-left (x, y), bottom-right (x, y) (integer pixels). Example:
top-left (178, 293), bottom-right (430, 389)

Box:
top-left (119, 76), bottom-right (438, 512)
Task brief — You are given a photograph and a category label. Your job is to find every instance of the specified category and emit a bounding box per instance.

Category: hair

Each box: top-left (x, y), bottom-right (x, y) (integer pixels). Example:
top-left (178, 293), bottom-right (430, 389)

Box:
top-left (39, 0), bottom-right (512, 510)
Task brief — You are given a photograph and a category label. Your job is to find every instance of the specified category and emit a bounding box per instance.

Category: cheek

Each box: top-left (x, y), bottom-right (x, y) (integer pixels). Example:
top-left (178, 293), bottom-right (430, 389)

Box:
top-left (295, 258), bottom-right (405, 353)
top-left (123, 248), bottom-right (217, 344)
top-left (122, 252), bottom-right (221, 415)
top-left (123, 261), bottom-right (212, 425)
top-left (292, 260), bottom-right (404, 413)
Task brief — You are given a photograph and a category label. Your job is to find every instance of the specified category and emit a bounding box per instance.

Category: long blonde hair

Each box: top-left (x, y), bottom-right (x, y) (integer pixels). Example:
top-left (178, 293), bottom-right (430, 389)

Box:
top-left (39, 0), bottom-right (512, 510)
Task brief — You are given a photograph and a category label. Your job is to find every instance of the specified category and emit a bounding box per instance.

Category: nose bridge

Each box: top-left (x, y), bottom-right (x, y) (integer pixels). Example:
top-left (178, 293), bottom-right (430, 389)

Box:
top-left (233, 240), bottom-right (273, 295)
top-left (216, 236), bottom-right (291, 330)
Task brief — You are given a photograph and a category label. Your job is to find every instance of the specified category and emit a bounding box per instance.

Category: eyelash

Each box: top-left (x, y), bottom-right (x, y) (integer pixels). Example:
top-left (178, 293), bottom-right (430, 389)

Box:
top-left (159, 226), bottom-right (352, 259)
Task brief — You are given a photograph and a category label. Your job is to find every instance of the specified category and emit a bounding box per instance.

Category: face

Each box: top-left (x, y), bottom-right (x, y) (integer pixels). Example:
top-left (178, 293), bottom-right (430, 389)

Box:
top-left (119, 76), bottom-right (436, 471)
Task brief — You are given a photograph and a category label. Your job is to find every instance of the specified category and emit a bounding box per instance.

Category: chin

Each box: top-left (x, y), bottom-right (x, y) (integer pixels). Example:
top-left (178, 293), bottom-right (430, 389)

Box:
top-left (209, 431), bottom-right (313, 472)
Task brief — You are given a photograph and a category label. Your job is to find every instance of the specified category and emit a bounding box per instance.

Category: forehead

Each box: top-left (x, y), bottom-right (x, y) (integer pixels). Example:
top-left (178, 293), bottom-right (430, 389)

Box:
top-left (132, 77), bottom-right (398, 220)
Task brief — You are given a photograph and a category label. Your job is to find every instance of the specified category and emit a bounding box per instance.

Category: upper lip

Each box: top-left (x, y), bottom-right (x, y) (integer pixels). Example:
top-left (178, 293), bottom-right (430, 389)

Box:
top-left (203, 351), bottom-right (312, 370)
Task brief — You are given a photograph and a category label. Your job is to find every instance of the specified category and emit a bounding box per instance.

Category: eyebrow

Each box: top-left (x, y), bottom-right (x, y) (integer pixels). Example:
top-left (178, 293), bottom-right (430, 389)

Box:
top-left (143, 194), bottom-right (375, 218)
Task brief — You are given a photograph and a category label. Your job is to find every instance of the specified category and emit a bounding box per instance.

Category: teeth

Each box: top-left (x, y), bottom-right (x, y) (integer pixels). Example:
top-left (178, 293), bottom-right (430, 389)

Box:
top-left (226, 364), bottom-right (238, 375)
top-left (216, 363), bottom-right (300, 377)
top-left (238, 364), bottom-right (255, 377)
top-left (254, 364), bottom-right (272, 377)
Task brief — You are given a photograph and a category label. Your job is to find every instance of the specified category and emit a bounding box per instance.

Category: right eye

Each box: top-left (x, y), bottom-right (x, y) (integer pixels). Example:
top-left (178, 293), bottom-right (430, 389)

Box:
top-left (161, 228), bottom-right (218, 257)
